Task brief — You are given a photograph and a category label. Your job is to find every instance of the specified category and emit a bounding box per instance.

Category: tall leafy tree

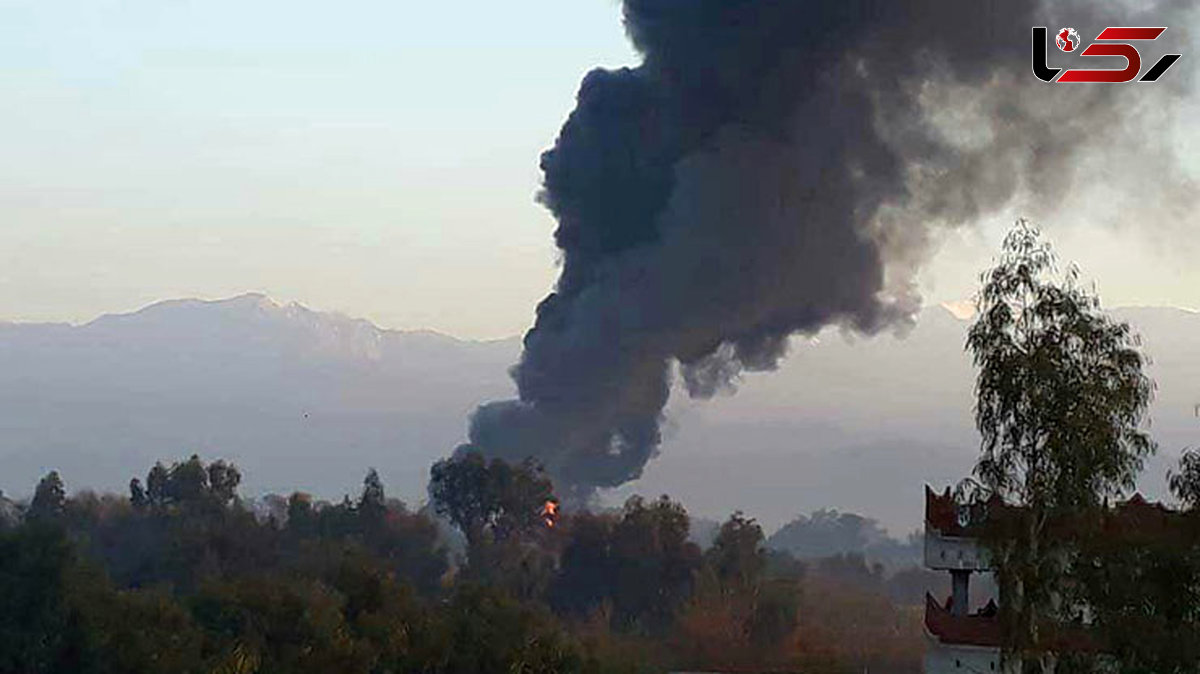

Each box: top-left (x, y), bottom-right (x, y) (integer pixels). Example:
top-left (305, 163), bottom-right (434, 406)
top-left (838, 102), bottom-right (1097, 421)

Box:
top-left (965, 220), bottom-right (1155, 671)
top-left (1068, 446), bottom-right (1200, 671)
top-left (429, 449), bottom-right (556, 597)
top-left (608, 495), bottom-right (702, 633)
top-left (706, 512), bottom-right (766, 590)
top-left (285, 492), bottom-right (317, 537)
top-left (28, 471), bottom-right (67, 523)
top-left (553, 495), bottom-right (704, 633)
top-left (206, 460), bottom-right (241, 507)
top-left (428, 448), bottom-right (554, 547)
top-left (429, 450), bottom-right (495, 547)
top-left (1168, 447), bottom-right (1200, 510)
top-left (357, 468), bottom-right (387, 527)
top-left (165, 455), bottom-right (209, 507)
top-left (680, 511), bottom-right (797, 666)
top-left (129, 478), bottom-right (148, 510)
top-left (145, 463), bottom-right (169, 508)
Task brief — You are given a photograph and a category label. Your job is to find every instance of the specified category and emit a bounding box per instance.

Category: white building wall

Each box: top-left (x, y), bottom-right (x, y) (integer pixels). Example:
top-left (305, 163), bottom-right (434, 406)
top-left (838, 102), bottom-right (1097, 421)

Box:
top-left (924, 529), bottom-right (991, 571)
top-left (924, 642), bottom-right (1011, 674)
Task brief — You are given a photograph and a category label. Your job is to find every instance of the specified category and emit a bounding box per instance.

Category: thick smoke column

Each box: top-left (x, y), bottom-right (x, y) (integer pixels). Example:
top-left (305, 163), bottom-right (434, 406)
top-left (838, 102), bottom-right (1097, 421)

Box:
top-left (464, 0), bottom-right (1195, 500)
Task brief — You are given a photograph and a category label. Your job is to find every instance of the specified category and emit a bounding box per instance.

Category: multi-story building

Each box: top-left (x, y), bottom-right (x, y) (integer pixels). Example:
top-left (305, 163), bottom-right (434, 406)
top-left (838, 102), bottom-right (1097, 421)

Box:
top-left (922, 485), bottom-right (1008, 673)
top-left (923, 484), bottom-right (1176, 673)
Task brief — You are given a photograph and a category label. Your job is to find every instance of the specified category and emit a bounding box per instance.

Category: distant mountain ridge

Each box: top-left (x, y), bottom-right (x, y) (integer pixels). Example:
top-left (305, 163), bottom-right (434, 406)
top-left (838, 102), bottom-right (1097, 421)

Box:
top-left (1, 293), bottom-right (486, 356)
top-left (0, 294), bottom-right (1195, 535)
top-left (0, 293), bottom-right (521, 509)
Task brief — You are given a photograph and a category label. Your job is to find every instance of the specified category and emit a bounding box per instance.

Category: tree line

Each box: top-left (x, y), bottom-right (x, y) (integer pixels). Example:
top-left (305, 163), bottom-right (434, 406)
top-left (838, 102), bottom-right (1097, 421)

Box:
top-left (2, 220), bottom-right (1197, 673)
top-left (0, 450), bottom-right (932, 674)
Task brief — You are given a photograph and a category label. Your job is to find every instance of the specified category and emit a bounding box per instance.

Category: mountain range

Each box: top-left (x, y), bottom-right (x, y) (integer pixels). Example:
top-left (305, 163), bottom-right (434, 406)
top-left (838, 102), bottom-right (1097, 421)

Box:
top-left (1, 294), bottom-right (1196, 535)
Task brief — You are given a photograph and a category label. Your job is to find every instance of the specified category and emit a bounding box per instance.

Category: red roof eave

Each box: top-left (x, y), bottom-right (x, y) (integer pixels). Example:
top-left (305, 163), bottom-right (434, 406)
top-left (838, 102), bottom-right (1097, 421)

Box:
top-left (924, 593), bottom-right (1003, 648)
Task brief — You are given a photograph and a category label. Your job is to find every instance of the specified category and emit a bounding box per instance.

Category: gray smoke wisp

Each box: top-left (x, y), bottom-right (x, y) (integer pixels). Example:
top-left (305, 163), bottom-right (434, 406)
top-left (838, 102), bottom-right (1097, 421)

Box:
top-left (462, 0), bottom-right (1196, 501)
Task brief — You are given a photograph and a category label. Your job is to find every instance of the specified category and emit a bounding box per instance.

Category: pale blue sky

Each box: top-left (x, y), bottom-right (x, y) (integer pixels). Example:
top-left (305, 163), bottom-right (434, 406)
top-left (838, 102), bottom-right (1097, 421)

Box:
top-left (0, 0), bottom-right (636, 337)
top-left (2, 1), bottom-right (1197, 338)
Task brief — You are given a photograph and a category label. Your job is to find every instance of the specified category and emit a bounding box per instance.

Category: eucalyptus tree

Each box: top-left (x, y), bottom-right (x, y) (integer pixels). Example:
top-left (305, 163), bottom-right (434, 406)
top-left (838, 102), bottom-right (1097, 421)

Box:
top-left (964, 220), bottom-right (1155, 672)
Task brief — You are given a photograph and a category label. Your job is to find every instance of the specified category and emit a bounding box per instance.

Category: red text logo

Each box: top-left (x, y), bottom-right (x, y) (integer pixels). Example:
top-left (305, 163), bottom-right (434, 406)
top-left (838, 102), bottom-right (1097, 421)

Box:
top-left (1032, 26), bottom-right (1182, 83)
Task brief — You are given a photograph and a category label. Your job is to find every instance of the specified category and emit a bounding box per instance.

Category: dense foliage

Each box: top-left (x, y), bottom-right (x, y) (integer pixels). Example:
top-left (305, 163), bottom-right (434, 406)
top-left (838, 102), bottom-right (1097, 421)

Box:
top-left (0, 454), bottom-right (931, 674)
top-left (962, 221), bottom-right (1200, 673)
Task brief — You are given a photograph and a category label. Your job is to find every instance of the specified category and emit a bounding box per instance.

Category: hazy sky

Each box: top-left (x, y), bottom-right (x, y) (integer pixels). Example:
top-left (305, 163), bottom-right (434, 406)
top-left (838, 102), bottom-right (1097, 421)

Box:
top-left (3, 1), bottom-right (1197, 339)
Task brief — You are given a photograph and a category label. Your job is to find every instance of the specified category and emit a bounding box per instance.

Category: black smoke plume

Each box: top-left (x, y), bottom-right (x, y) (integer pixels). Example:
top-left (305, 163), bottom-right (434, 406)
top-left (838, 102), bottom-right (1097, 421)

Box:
top-left (462, 0), bottom-right (1196, 500)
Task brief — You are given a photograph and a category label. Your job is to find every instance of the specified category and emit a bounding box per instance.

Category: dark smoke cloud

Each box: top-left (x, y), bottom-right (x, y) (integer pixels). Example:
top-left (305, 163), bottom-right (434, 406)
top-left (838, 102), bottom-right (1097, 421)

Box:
top-left (463, 0), bottom-right (1196, 500)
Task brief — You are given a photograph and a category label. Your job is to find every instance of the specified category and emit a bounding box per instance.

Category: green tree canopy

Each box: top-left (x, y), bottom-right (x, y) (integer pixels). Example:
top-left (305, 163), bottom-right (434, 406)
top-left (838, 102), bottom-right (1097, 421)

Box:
top-left (428, 448), bottom-right (554, 546)
top-left (967, 220), bottom-right (1155, 510)
top-left (965, 220), bottom-right (1156, 671)
top-left (357, 468), bottom-right (387, 528)
top-left (1168, 447), bottom-right (1200, 511)
top-left (138, 455), bottom-right (241, 513)
top-left (705, 511), bottom-right (766, 589)
top-left (29, 471), bottom-right (67, 523)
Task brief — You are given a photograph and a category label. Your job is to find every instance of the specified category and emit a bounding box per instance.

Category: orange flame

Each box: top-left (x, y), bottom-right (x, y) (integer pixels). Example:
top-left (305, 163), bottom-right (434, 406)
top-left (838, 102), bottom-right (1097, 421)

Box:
top-left (541, 500), bottom-right (558, 528)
